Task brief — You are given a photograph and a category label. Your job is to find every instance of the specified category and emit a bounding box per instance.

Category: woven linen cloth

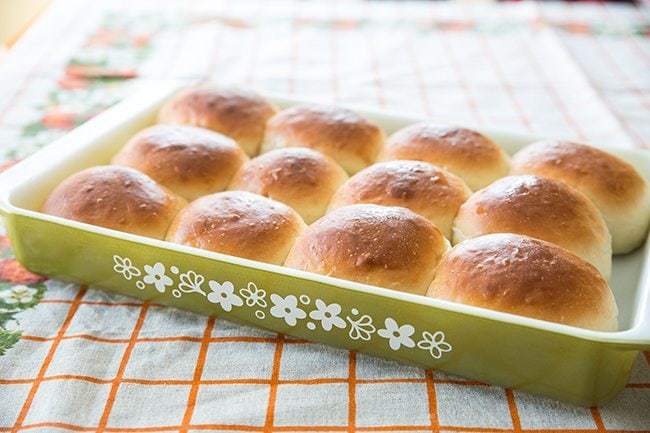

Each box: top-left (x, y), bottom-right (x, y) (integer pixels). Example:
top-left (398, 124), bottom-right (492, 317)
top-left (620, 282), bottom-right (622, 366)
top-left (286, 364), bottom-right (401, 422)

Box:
top-left (0, 0), bottom-right (649, 430)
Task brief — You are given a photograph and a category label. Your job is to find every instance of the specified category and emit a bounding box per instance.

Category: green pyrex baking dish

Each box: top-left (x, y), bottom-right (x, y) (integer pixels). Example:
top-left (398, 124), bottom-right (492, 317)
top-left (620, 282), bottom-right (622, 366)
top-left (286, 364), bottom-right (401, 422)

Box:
top-left (0, 81), bottom-right (649, 406)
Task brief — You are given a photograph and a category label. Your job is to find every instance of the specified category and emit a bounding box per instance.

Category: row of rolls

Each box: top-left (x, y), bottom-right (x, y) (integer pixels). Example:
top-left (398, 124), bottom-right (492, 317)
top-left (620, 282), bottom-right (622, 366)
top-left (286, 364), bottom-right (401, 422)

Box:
top-left (42, 86), bottom-right (650, 332)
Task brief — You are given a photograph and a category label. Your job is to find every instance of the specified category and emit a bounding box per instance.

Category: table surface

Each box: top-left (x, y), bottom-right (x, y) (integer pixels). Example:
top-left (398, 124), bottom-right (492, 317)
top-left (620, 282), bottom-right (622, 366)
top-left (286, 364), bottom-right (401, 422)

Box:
top-left (0, 0), bottom-right (649, 431)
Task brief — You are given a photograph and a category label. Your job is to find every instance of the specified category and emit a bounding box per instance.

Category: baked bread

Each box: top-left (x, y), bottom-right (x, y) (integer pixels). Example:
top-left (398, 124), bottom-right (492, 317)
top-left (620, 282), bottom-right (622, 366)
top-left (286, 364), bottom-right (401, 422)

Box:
top-left (328, 160), bottom-right (471, 239)
top-left (112, 124), bottom-right (248, 200)
top-left (285, 204), bottom-right (449, 294)
top-left (427, 233), bottom-right (618, 331)
top-left (262, 105), bottom-right (385, 174)
top-left (510, 140), bottom-right (650, 254)
top-left (158, 87), bottom-right (277, 157)
top-left (166, 191), bottom-right (306, 265)
top-left (42, 166), bottom-right (186, 239)
top-left (229, 147), bottom-right (348, 223)
top-left (453, 175), bottom-right (612, 278)
top-left (379, 123), bottom-right (510, 190)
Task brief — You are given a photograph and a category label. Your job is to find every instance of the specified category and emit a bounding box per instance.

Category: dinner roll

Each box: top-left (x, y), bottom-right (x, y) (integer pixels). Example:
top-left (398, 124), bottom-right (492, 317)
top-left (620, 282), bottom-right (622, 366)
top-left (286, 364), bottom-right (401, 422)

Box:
top-left (510, 140), bottom-right (650, 254)
top-left (453, 175), bottom-right (612, 278)
top-left (427, 234), bottom-right (618, 331)
top-left (158, 87), bottom-right (277, 157)
top-left (112, 125), bottom-right (248, 200)
top-left (262, 105), bottom-right (385, 174)
top-left (285, 204), bottom-right (449, 294)
top-left (42, 166), bottom-right (186, 239)
top-left (379, 124), bottom-right (510, 190)
top-left (328, 160), bottom-right (471, 239)
top-left (229, 148), bottom-right (348, 224)
top-left (166, 191), bottom-right (305, 265)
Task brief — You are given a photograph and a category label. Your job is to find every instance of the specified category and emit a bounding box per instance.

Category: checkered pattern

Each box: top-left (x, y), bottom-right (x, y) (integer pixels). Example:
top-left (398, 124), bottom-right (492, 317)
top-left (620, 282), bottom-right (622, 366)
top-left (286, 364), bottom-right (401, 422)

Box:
top-left (0, 0), bottom-right (649, 430)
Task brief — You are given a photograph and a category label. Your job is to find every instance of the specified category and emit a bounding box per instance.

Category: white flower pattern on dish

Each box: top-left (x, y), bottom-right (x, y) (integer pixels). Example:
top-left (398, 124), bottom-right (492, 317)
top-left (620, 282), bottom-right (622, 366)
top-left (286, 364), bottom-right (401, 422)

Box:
top-left (0, 285), bottom-right (37, 305)
top-left (239, 282), bottom-right (267, 308)
top-left (378, 317), bottom-right (416, 351)
top-left (309, 299), bottom-right (346, 331)
top-left (142, 262), bottom-right (173, 293)
top-left (112, 255), bottom-right (141, 280)
top-left (206, 281), bottom-right (243, 312)
top-left (270, 294), bottom-right (306, 326)
top-left (417, 331), bottom-right (452, 359)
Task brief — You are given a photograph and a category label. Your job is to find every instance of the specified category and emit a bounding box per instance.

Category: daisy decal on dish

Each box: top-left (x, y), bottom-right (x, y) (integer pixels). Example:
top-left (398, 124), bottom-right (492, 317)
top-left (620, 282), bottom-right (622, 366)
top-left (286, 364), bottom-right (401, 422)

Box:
top-left (142, 262), bottom-right (173, 293)
top-left (112, 255), bottom-right (141, 280)
top-left (417, 331), bottom-right (452, 359)
top-left (0, 285), bottom-right (38, 305)
top-left (377, 317), bottom-right (416, 351)
top-left (239, 282), bottom-right (267, 308)
top-left (309, 299), bottom-right (346, 331)
top-left (269, 294), bottom-right (306, 326)
top-left (206, 281), bottom-right (243, 312)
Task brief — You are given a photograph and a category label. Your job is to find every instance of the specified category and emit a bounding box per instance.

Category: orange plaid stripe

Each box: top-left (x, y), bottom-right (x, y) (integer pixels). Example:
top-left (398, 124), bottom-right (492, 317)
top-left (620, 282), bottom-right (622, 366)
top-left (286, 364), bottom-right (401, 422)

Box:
top-left (11, 288), bottom-right (88, 432)
top-left (96, 302), bottom-right (150, 431)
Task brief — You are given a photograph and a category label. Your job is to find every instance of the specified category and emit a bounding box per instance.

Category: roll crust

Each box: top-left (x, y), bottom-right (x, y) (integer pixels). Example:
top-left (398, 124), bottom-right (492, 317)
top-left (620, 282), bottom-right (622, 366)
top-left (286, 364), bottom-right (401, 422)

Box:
top-left (510, 140), bottom-right (650, 254)
top-left (427, 234), bottom-right (618, 331)
top-left (229, 148), bottom-right (348, 224)
top-left (453, 175), bottom-right (612, 278)
top-left (112, 125), bottom-right (248, 200)
top-left (285, 204), bottom-right (449, 294)
top-left (42, 166), bottom-right (186, 239)
top-left (262, 105), bottom-right (385, 174)
top-left (328, 160), bottom-right (471, 239)
top-left (158, 87), bottom-right (277, 157)
top-left (379, 123), bottom-right (510, 190)
top-left (166, 191), bottom-right (306, 265)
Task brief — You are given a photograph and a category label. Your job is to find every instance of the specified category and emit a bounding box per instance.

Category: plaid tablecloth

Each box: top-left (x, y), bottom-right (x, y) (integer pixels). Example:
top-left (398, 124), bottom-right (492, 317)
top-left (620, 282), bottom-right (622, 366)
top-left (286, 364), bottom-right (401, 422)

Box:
top-left (0, 0), bottom-right (649, 431)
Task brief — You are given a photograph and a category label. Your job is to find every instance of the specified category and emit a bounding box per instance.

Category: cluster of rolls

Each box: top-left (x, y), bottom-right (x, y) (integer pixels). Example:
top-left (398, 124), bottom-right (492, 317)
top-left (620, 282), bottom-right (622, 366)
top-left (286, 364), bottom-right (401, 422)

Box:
top-left (42, 86), bottom-right (650, 332)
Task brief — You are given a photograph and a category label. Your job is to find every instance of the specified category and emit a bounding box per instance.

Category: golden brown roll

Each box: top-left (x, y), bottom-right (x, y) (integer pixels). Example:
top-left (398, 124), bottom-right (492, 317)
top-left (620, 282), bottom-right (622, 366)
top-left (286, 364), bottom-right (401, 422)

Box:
top-left (378, 123), bottom-right (510, 190)
top-left (262, 105), bottom-right (385, 174)
top-left (229, 148), bottom-right (348, 224)
top-left (166, 191), bottom-right (306, 265)
top-left (453, 175), bottom-right (612, 278)
top-left (285, 204), bottom-right (449, 294)
top-left (112, 124), bottom-right (248, 201)
top-left (42, 166), bottom-right (186, 239)
top-left (328, 160), bottom-right (471, 239)
top-left (427, 233), bottom-right (618, 331)
top-left (158, 87), bottom-right (277, 157)
top-left (510, 140), bottom-right (650, 254)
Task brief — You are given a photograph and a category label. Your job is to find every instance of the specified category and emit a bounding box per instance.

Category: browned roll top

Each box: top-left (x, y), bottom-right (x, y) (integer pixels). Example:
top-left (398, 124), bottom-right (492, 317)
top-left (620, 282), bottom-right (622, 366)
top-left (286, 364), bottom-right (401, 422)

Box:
top-left (453, 175), bottom-right (611, 278)
top-left (158, 87), bottom-right (277, 157)
top-left (427, 233), bottom-right (618, 331)
top-left (41, 166), bottom-right (186, 239)
top-left (328, 160), bottom-right (470, 238)
top-left (263, 105), bottom-right (385, 174)
top-left (379, 123), bottom-right (510, 190)
top-left (285, 204), bottom-right (449, 294)
top-left (112, 124), bottom-right (248, 200)
top-left (229, 147), bottom-right (347, 224)
top-left (166, 191), bottom-right (306, 265)
top-left (511, 140), bottom-right (644, 208)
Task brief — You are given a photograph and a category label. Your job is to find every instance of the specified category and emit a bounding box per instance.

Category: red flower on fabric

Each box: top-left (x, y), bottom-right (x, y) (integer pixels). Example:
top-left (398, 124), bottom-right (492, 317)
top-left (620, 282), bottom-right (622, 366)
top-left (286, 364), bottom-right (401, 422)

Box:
top-left (58, 74), bottom-right (90, 90)
top-left (0, 259), bottom-right (47, 284)
top-left (66, 64), bottom-right (137, 79)
top-left (86, 28), bottom-right (121, 47)
top-left (0, 160), bottom-right (17, 173)
top-left (42, 109), bottom-right (76, 129)
top-left (438, 20), bottom-right (473, 32)
top-left (562, 22), bottom-right (591, 34)
top-left (133, 34), bottom-right (151, 47)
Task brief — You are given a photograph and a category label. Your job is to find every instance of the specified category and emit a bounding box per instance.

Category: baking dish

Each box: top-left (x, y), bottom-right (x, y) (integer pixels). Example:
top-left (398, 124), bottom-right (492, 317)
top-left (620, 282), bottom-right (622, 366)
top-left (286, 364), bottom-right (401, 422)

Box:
top-left (0, 81), bottom-right (648, 406)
